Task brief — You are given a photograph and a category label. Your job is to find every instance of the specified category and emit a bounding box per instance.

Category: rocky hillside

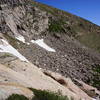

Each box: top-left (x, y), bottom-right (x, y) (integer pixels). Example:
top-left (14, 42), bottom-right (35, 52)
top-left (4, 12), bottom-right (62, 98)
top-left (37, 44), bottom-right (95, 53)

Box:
top-left (0, 0), bottom-right (100, 100)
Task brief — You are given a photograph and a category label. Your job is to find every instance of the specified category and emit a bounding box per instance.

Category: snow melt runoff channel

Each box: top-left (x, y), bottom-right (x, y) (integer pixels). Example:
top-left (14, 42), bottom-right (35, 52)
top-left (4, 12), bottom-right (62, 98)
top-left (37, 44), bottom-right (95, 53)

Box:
top-left (0, 39), bottom-right (29, 62)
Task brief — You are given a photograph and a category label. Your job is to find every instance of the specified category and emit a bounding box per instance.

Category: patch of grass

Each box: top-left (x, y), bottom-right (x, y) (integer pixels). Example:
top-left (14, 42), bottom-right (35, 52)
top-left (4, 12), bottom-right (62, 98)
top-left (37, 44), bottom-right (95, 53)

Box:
top-left (49, 19), bottom-right (66, 33)
top-left (3, 33), bottom-right (19, 49)
top-left (3, 33), bottom-right (27, 49)
top-left (1, 53), bottom-right (12, 58)
top-left (30, 88), bottom-right (69, 100)
top-left (6, 94), bottom-right (29, 100)
top-left (91, 75), bottom-right (100, 90)
top-left (91, 64), bottom-right (100, 89)
top-left (93, 64), bottom-right (100, 73)
top-left (77, 32), bottom-right (100, 53)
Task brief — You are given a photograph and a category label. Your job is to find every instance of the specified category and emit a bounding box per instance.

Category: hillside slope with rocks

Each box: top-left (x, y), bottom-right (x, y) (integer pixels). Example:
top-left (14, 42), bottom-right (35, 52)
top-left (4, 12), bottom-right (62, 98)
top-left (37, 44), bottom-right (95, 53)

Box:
top-left (0, 0), bottom-right (100, 100)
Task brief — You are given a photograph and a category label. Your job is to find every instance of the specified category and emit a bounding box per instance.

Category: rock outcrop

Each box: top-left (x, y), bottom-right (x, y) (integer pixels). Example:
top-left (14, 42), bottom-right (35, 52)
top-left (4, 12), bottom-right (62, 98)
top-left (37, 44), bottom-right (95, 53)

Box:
top-left (0, 58), bottom-right (99, 100)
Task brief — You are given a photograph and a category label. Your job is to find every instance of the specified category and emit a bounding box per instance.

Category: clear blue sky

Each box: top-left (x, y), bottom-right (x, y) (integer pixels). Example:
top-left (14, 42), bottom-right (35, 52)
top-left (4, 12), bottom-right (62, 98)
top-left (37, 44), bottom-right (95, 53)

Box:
top-left (35, 0), bottom-right (100, 26)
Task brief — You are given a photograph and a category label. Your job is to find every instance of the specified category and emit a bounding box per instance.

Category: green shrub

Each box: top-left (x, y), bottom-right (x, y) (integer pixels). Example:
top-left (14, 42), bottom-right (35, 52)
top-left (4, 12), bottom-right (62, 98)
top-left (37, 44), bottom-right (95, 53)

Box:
top-left (92, 75), bottom-right (100, 89)
top-left (6, 94), bottom-right (29, 100)
top-left (6, 89), bottom-right (73, 100)
top-left (49, 20), bottom-right (65, 33)
top-left (93, 64), bottom-right (100, 73)
top-left (92, 64), bottom-right (100, 89)
top-left (0, 53), bottom-right (12, 58)
top-left (30, 88), bottom-right (69, 100)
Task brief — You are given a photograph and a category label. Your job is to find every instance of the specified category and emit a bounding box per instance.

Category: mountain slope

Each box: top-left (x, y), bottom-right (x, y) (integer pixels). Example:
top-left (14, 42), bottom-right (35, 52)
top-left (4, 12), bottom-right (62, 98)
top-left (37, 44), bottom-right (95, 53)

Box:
top-left (32, 1), bottom-right (100, 52)
top-left (0, 0), bottom-right (100, 99)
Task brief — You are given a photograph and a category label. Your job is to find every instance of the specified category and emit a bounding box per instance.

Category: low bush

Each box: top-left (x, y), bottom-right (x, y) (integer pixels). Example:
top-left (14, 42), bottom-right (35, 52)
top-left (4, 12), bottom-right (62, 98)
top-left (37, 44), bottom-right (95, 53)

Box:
top-left (6, 94), bottom-right (29, 100)
top-left (30, 88), bottom-right (69, 100)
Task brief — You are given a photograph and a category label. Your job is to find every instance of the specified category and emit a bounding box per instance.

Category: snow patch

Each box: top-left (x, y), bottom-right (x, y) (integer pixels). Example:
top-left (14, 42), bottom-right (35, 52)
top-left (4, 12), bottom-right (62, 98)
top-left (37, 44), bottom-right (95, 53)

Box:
top-left (26, 42), bottom-right (30, 45)
top-left (92, 99), bottom-right (96, 100)
top-left (31, 39), bottom-right (56, 52)
top-left (16, 35), bottom-right (25, 43)
top-left (0, 39), bottom-right (29, 62)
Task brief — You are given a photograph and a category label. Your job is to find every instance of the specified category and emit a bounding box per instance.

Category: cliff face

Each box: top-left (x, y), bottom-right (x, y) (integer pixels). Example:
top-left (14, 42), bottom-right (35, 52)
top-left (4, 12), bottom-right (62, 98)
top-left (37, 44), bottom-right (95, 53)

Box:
top-left (0, 0), bottom-right (100, 99)
top-left (0, 0), bottom-right (48, 37)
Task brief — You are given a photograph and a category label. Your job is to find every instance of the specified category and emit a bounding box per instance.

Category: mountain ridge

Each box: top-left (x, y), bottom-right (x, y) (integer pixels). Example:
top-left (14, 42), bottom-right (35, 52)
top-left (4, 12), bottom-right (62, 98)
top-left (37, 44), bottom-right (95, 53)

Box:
top-left (35, 0), bottom-right (100, 27)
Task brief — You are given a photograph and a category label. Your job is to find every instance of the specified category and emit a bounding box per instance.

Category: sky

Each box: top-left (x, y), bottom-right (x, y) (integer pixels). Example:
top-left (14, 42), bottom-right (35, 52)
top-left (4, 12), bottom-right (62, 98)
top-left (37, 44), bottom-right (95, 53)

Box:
top-left (35, 0), bottom-right (100, 26)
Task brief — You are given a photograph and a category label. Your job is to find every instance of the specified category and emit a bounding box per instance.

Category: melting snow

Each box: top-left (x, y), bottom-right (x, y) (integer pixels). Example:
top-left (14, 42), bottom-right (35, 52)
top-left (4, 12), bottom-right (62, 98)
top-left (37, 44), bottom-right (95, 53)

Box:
top-left (92, 99), bottom-right (96, 100)
top-left (26, 42), bottom-right (30, 45)
top-left (31, 39), bottom-right (56, 52)
top-left (16, 35), bottom-right (25, 43)
top-left (0, 39), bottom-right (29, 62)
